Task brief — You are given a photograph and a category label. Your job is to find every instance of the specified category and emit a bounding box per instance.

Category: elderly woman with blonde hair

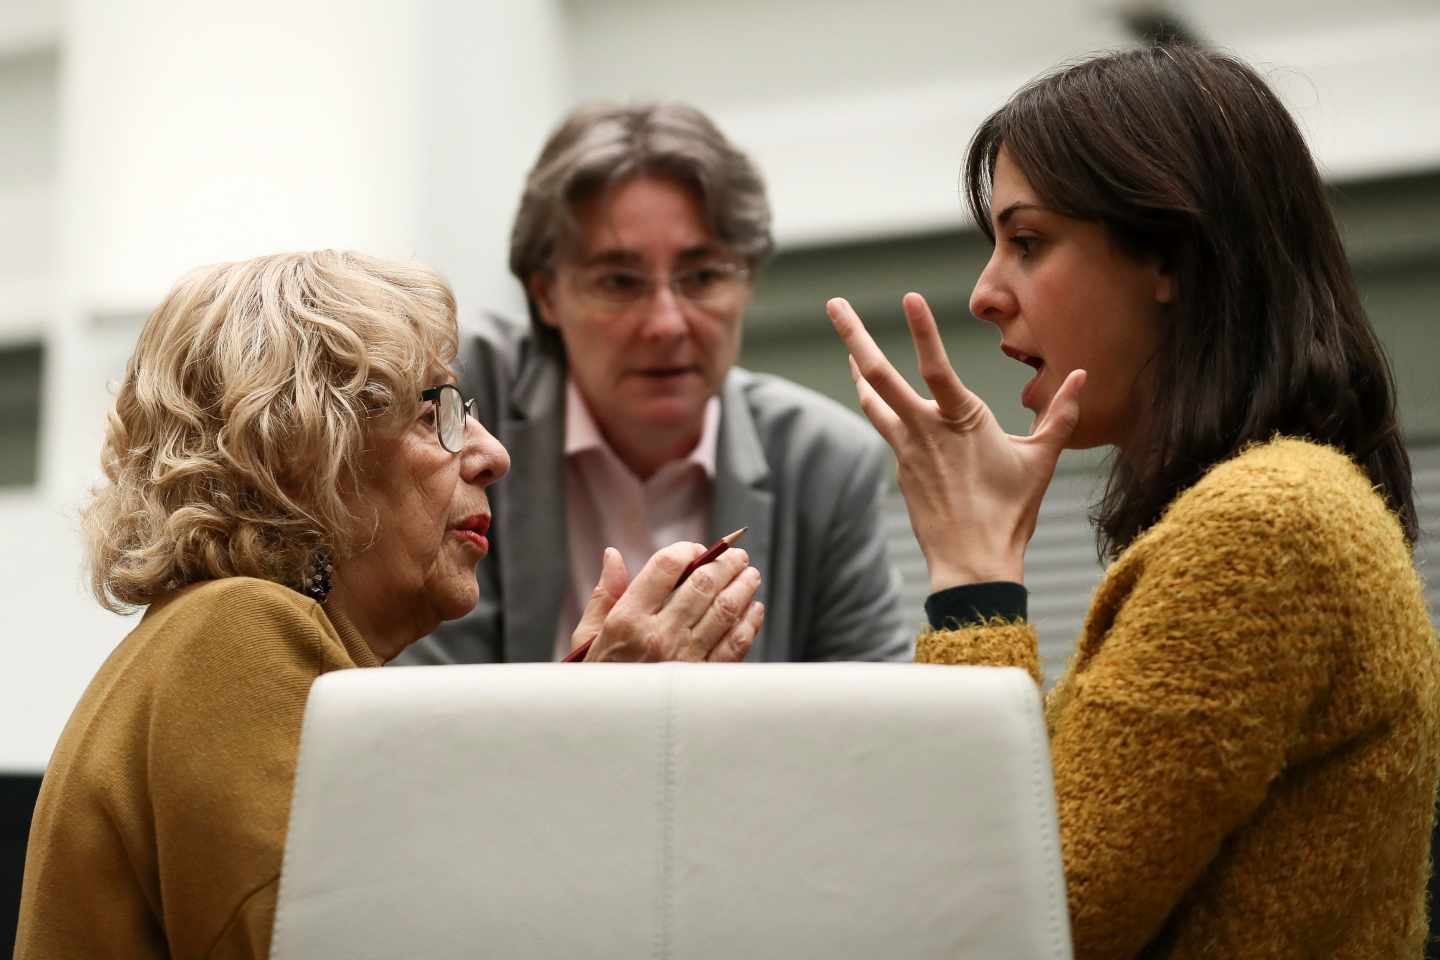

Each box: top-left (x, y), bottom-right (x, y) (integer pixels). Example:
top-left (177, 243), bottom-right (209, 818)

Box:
top-left (15, 251), bottom-right (764, 959)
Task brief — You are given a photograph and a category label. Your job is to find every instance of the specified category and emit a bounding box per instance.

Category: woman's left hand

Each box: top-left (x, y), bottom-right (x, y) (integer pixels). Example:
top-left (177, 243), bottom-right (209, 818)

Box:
top-left (827, 292), bottom-right (1086, 591)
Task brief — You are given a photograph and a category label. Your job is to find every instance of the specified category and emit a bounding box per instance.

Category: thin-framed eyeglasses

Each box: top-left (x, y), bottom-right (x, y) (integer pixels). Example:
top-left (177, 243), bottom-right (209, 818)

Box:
top-left (568, 259), bottom-right (750, 314)
top-left (419, 384), bottom-right (477, 454)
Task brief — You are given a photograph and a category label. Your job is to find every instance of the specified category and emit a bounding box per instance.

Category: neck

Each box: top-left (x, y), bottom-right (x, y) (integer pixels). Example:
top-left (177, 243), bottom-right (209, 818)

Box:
top-left (324, 577), bottom-right (434, 664)
top-left (598, 418), bottom-right (703, 480)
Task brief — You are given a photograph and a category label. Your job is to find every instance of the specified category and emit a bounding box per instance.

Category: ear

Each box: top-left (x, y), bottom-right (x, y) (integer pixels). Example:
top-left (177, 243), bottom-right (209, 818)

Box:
top-left (528, 271), bottom-right (561, 329)
top-left (1152, 259), bottom-right (1175, 305)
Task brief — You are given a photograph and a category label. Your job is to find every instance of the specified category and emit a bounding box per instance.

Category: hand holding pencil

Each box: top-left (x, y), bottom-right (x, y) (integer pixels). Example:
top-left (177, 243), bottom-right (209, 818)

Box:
top-left (566, 529), bottom-right (762, 663)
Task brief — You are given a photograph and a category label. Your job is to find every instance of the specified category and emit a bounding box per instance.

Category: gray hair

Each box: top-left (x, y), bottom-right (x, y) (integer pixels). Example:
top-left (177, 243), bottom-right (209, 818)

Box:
top-left (509, 101), bottom-right (774, 341)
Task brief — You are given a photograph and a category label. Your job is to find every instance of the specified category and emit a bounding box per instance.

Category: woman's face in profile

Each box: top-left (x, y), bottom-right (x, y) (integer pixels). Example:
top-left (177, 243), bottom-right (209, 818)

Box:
top-left (336, 391), bottom-right (510, 650)
top-left (969, 149), bottom-right (1172, 451)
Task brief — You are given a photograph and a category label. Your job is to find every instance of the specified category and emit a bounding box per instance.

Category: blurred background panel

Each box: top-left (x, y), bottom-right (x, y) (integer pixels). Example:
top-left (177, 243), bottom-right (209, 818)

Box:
top-left (2, 0), bottom-right (1438, 946)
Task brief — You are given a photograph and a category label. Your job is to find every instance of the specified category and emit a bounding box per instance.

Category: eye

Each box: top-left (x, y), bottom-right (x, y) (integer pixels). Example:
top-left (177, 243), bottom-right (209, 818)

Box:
top-left (419, 403), bottom-right (438, 426)
top-left (1008, 235), bottom-right (1036, 258)
top-left (685, 266), bottom-right (724, 290)
top-left (594, 271), bottom-right (646, 293)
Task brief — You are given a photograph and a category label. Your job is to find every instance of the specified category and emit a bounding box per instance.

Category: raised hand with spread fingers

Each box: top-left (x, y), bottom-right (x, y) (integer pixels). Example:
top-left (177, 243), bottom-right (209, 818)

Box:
top-left (825, 291), bottom-right (1085, 592)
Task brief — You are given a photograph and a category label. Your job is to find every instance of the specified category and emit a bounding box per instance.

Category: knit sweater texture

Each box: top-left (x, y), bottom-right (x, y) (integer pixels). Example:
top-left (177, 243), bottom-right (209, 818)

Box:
top-left (15, 577), bottom-right (380, 959)
top-left (917, 438), bottom-right (1440, 958)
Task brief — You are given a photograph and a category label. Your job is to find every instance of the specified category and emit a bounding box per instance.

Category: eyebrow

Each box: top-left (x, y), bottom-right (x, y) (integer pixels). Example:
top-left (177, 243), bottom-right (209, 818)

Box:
top-left (579, 250), bottom-right (641, 268)
top-left (578, 244), bottom-right (722, 268)
top-left (994, 202), bottom-right (1050, 227)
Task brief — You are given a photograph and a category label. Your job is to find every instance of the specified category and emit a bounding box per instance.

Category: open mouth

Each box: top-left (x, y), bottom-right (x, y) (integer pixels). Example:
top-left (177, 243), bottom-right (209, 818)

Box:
top-left (1001, 343), bottom-right (1045, 373)
top-left (1001, 343), bottom-right (1048, 410)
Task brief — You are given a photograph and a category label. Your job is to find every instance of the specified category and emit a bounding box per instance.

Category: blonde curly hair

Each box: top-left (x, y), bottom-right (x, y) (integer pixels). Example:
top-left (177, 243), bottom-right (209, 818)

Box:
top-left (83, 250), bottom-right (458, 612)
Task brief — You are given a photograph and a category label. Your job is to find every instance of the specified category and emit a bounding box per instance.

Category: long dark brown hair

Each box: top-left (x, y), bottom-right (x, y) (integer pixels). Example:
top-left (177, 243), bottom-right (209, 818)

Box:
top-left (963, 44), bottom-right (1417, 558)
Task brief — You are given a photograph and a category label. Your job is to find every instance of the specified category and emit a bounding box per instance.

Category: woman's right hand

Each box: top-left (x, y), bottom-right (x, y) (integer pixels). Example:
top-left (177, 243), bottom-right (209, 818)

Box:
top-left (827, 292), bottom-right (1086, 591)
top-left (570, 543), bottom-right (764, 662)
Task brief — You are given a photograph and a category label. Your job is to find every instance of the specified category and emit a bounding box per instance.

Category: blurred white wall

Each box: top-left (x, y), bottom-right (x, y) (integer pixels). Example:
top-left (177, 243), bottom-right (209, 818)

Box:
top-left (416, 0), bottom-right (569, 322)
top-left (0, 0), bottom-right (566, 770)
top-left (2, 0), bottom-right (1438, 771)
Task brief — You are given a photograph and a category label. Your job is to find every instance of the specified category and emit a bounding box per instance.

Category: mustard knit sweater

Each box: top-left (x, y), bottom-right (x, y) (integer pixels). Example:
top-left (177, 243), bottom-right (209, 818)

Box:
top-left (918, 438), bottom-right (1440, 958)
top-left (15, 577), bottom-right (380, 959)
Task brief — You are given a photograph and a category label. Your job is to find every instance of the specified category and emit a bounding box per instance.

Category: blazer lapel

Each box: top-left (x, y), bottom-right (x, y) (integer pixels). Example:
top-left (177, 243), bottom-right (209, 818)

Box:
top-left (710, 371), bottom-right (774, 662)
top-left (498, 346), bottom-right (569, 662)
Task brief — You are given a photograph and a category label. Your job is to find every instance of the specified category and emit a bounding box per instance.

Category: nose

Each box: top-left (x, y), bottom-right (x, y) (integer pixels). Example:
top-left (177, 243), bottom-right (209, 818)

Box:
top-left (638, 280), bottom-right (688, 340)
top-left (460, 414), bottom-right (510, 487)
top-left (969, 249), bottom-right (1018, 330)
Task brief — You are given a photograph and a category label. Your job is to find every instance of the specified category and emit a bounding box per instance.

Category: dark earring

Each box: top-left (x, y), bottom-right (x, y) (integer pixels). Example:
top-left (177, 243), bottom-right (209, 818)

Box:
top-left (303, 550), bottom-right (334, 602)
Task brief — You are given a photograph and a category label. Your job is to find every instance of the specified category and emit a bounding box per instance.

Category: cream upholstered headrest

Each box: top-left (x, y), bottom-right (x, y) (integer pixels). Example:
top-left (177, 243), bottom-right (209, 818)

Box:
top-left (272, 662), bottom-right (1071, 959)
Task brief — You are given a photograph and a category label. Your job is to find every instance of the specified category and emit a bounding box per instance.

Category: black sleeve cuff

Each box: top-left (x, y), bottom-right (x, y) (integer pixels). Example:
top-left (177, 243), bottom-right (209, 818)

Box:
top-left (925, 581), bottom-right (1028, 630)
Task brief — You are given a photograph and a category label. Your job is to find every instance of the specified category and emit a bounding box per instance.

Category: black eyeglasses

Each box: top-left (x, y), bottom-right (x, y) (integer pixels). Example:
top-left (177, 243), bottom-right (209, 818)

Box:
top-left (419, 384), bottom-right (477, 453)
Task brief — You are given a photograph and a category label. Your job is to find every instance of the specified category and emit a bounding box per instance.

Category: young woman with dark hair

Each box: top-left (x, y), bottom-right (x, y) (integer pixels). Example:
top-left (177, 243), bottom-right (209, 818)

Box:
top-left (829, 44), bottom-right (1438, 958)
top-left (963, 44), bottom-right (1416, 558)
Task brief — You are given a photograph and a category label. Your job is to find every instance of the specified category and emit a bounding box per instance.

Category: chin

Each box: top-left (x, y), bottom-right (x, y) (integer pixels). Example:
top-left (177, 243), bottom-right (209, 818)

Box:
top-left (431, 583), bottom-right (480, 623)
top-left (636, 398), bottom-right (707, 430)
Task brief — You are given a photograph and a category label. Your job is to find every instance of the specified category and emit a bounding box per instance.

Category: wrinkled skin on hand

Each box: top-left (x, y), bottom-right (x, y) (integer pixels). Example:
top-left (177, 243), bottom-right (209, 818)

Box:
top-left (570, 542), bottom-right (765, 662)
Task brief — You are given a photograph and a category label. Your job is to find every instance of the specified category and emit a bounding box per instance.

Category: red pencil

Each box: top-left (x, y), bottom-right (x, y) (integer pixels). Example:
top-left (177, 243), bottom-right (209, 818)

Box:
top-left (563, 527), bottom-right (749, 663)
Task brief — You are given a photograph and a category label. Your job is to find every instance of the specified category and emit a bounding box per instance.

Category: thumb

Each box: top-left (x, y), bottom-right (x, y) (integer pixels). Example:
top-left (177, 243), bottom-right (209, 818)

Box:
top-left (597, 546), bottom-right (629, 600)
top-left (571, 547), bottom-right (629, 651)
top-left (1032, 368), bottom-right (1086, 452)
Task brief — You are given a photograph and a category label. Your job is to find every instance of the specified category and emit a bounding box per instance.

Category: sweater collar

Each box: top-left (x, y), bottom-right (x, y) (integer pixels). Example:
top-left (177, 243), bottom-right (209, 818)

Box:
top-left (316, 597), bottom-right (385, 668)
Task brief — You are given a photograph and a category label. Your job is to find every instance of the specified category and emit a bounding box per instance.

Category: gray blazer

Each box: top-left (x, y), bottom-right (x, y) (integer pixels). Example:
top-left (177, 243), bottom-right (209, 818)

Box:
top-left (398, 313), bottom-right (912, 664)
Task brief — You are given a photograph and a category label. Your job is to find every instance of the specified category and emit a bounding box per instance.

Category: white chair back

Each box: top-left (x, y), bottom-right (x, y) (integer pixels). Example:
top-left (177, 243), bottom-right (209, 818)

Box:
top-left (271, 662), bottom-right (1072, 959)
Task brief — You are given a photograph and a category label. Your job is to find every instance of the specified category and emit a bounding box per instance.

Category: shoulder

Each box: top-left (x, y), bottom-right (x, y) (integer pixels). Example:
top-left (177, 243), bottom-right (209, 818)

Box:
top-left (158, 576), bottom-right (319, 628)
top-left (454, 310), bottom-right (563, 423)
top-left (454, 310), bottom-right (553, 385)
top-left (456, 310), bottom-right (525, 375)
top-left (144, 577), bottom-right (345, 671)
top-left (725, 367), bottom-right (885, 463)
top-left (1178, 437), bottom-right (1388, 523)
top-left (458, 309), bottom-right (529, 357)
top-left (1154, 437), bottom-right (1408, 563)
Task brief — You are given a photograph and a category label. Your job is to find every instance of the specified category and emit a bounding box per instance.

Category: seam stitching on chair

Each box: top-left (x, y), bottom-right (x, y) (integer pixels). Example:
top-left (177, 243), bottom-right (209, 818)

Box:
top-left (1018, 670), bottom-right (1069, 958)
top-left (655, 667), bottom-right (677, 960)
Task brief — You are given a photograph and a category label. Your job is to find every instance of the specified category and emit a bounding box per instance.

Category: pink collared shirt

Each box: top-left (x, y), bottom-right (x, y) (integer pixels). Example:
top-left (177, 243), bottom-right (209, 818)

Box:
top-left (553, 379), bottom-right (721, 659)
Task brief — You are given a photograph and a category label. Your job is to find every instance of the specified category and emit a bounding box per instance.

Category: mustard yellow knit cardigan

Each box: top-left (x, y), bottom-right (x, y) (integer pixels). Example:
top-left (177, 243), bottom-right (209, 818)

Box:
top-left (919, 438), bottom-right (1440, 958)
top-left (16, 577), bottom-right (379, 960)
